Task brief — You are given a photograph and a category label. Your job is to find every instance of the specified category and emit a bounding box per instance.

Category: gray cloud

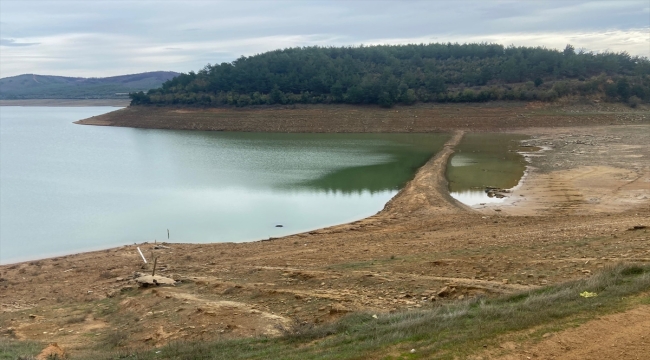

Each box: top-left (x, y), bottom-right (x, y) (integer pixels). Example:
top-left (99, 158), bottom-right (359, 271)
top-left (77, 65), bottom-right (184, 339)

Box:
top-left (0, 38), bottom-right (39, 47)
top-left (0, 0), bottom-right (648, 78)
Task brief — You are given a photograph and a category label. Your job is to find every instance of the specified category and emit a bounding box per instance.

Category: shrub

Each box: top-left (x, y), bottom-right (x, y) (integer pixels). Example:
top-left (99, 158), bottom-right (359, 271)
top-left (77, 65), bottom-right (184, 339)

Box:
top-left (628, 95), bottom-right (642, 108)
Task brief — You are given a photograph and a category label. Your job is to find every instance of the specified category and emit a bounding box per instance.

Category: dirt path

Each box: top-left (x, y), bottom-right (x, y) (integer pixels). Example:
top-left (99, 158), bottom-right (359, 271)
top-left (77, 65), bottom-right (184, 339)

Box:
top-left (484, 305), bottom-right (650, 360)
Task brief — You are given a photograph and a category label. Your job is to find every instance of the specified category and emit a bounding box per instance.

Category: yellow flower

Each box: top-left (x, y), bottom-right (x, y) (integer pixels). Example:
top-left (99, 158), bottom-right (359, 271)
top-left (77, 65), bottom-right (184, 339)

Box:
top-left (580, 291), bottom-right (597, 298)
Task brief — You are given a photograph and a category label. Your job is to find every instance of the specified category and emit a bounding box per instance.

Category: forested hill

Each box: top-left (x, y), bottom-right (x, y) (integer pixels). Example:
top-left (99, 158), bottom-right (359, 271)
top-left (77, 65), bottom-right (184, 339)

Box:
top-left (131, 44), bottom-right (650, 107)
top-left (0, 71), bottom-right (179, 100)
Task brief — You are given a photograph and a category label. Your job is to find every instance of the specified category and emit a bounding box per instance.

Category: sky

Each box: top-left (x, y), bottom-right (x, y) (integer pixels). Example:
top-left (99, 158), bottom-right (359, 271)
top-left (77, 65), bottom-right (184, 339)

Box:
top-left (1, 0), bottom-right (648, 78)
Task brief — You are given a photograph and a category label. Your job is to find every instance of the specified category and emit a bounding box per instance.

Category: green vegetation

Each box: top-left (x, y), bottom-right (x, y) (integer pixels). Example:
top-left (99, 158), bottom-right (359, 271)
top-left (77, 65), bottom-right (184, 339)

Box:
top-left (0, 338), bottom-right (43, 360)
top-left (131, 43), bottom-right (650, 107)
top-left (9, 262), bottom-right (641, 359)
top-left (0, 72), bottom-right (178, 100)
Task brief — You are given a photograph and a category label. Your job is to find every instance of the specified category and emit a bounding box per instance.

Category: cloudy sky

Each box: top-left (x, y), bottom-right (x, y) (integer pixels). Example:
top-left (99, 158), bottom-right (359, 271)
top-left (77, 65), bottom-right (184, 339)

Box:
top-left (1, 0), bottom-right (648, 78)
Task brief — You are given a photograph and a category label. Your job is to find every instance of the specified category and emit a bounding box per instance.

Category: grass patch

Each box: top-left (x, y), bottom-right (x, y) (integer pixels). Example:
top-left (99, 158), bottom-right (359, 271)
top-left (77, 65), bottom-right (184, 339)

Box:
top-left (0, 338), bottom-right (43, 360)
top-left (18, 263), bottom-right (650, 359)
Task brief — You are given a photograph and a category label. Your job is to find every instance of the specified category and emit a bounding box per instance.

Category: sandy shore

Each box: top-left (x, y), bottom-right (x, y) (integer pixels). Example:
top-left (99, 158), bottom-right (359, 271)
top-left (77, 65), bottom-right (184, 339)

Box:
top-left (1, 103), bottom-right (649, 357)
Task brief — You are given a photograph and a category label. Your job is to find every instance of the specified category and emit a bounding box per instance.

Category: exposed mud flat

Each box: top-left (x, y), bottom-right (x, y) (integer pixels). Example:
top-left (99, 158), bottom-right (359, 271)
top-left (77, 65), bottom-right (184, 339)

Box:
top-left (74, 102), bottom-right (649, 132)
top-left (481, 125), bottom-right (650, 215)
top-left (1, 103), bottom-right (649, 358)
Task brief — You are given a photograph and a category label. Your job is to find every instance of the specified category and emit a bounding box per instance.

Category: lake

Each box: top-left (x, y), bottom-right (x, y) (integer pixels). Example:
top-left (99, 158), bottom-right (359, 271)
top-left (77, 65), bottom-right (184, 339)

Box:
top-left (0, 106), bottom-right (450, 264)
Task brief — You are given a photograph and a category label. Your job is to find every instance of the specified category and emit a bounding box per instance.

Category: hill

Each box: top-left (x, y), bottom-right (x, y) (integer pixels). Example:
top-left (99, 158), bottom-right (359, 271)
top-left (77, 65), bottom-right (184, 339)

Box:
top-left (130, 43), bottom-right (650, 107)
top-left (0, 71), bottom-right (179, 100)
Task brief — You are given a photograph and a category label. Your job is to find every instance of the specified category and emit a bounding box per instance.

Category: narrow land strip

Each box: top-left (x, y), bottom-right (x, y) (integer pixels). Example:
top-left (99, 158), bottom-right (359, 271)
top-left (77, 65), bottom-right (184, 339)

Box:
top-left (381, 130), bottom-right (471, 217)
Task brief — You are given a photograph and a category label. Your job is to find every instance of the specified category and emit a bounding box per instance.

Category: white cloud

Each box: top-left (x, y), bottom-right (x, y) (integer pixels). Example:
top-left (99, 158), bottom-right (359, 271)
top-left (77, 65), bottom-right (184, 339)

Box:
top-left (1, 0), bottom-right (648, 77)
top-left (367, 28), bottom-right (650, 56)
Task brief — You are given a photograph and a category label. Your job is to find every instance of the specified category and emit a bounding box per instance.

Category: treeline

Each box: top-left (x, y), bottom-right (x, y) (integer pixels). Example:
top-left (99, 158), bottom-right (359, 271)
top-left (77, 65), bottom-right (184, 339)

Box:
top-left (130, 43), bottom-right (650, 107)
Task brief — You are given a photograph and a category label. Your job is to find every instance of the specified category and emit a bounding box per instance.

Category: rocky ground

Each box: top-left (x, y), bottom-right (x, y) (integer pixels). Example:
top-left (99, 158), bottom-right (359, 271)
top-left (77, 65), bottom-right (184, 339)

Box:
top-left (1, 102), bottom-right (649, 358)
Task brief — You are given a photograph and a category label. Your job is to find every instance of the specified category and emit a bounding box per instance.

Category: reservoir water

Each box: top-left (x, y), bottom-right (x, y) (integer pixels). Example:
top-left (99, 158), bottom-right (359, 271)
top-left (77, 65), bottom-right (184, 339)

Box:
top-left (0, 107), bottom-right (449, 264)
top-left (447, 133), bottom-right (528, 205)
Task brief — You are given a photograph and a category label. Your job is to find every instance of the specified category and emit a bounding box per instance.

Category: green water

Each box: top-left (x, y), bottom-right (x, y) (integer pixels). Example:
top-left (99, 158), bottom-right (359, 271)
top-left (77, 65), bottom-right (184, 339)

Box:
top-left (447, 133), bottom-right (529, 205)
top-left (0, 106), bottom-right (449, 263)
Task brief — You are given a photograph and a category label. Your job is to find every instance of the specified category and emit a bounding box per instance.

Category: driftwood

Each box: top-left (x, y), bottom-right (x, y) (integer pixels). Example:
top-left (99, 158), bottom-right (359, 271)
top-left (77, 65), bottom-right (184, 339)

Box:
top-left (137, 247), bottom-right (147, 264)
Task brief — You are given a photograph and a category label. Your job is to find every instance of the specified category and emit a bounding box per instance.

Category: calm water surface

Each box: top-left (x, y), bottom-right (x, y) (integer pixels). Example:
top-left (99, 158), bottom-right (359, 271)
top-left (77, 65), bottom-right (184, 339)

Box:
top-left (447, 133), bottom-right (528, 205)
top-left (0, 107), bottom-right (449, 263)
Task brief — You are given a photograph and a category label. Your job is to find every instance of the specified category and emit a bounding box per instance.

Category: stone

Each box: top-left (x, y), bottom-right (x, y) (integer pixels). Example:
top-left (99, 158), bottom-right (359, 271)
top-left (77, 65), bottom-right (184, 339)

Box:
top-left (329, 303), bottom-right (350, 314)
top-left (135, 275), bottom-right (176, 287)
top-left (437, 286), bottom-right (455, 297)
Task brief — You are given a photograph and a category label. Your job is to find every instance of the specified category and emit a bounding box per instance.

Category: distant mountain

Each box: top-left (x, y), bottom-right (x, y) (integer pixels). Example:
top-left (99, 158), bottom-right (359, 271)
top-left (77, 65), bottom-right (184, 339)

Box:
top-left (0, 71), bottom-right (180, 99)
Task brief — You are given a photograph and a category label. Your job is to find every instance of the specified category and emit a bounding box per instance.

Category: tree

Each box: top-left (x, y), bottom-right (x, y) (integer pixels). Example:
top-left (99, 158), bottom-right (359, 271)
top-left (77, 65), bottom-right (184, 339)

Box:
top-left (330, 81), bottom-right (344, 101)
top-left (616, 78), bottom-right (630, 100)
top-left (129, 91), bottom-right (150, 105)
top-left (140, 43), bottom-right (649, 107)
top-left (378, 91), bottom-right (394, 107)
top-left (563, 44), bottom-right (575, 56)
top-left (269, 85), bottom-right (286, 104)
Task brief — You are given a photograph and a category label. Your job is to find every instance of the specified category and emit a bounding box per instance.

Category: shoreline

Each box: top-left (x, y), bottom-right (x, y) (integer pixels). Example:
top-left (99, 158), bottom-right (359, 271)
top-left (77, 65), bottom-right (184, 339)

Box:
top-left (2, 105), bottom-right (649, 357)
top-left (0, 132), bottom-right (466, 266)
top-left (479, 124), bottom-right (650, 216)
top-left (73, 102), bottom-right (649, 133)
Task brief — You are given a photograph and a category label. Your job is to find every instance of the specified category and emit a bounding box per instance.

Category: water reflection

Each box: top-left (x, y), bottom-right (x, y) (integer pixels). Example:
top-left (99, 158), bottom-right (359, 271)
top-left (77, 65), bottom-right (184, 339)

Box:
top-left (450, 190), bottom-right (506, 206)
top-left (447, 133), bottom-right (528, 206)
top-left (295, 134), bottom-right (450, 194)
top-left (0, 107), bottom-right (449, 263)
